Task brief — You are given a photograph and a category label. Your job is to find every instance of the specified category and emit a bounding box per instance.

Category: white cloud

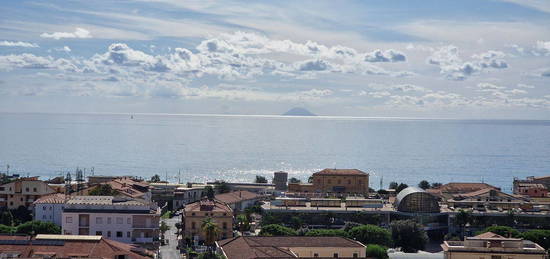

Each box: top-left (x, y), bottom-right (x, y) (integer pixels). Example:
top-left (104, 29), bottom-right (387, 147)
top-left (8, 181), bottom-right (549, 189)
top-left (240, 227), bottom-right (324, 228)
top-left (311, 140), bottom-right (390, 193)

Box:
top-left (364, 49), bottom-right (406, 62)
top-left (535, 41), bottom-right (550, 56)
top-left (0, 40), bottom-right (39, 48)
top-left (517, 83), bottom-right (535, 89)
top-left (40, 28), bottom-right (92, 40)
top-left (428, 46), bottom-right (508, 80)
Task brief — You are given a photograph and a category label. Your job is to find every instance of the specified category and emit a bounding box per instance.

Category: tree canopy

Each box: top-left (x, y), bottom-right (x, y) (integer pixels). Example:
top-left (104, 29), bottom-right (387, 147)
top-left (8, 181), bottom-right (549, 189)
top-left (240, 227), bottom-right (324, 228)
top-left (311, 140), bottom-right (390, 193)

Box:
top-left (255, 175), bottom-right (268, 183)
top-left (391, 220), bottom-right (427, 253)
top-left (418, 180), bottom-right (430, 190)
top-left (476, 225), bottom-right (521, 238)
top-left (389, 182), bottom-right (398, 189)
top-left (259, 224), bottom-right (298, 236)
top-left (365, 244), bottom-right (389, 259)
top-left (88, 184), bottom-right (119, 196)
top-left (149, 174), bottom-right (161, 183)
top-left (214, 181), bottom-right (231, 194)
top-left (14, 221), bottom-right (61, 235)
top-left (204, 185), bottom-right (215, 199)
top-left (305, 229), bottom-right (348, 238)
top-left (522, 230), bottom-right (550, 250)
top-left (348, 224), bottom-right (392, 247)
top-left (288, 177), bottom-right (301, 184)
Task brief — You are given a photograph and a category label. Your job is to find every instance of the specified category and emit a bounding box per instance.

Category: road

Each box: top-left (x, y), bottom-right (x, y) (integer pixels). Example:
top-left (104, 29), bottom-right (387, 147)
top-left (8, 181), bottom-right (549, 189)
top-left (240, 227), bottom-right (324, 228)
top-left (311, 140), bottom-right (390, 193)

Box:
top-left (159, 216), bottom-right (182, 259)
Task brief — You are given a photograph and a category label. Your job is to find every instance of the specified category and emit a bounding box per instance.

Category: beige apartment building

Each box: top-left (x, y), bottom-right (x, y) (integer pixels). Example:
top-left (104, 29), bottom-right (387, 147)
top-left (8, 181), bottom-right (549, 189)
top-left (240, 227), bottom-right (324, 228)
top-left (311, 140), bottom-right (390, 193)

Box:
top-left (217, 236), bottom-right (367, 259)
top-left (442, 232), bottom-right (547, 259)
top-left (0, 177), bottom-right (55, 210)
top-left (288, 169), bottom-right (369, 195)
top-left (183, 199), bottom-right (233, 242)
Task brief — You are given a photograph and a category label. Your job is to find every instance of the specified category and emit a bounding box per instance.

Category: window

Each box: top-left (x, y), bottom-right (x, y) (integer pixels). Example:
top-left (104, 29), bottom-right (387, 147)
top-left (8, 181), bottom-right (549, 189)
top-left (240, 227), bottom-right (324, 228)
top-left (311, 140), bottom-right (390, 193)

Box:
top-left (42, 215), bottom-right (46, 219)
top-left (96, 231), bottom-right (102, 235)
top-left (223, 222), bottom-right (227, 229)
top-left (116, 217), bottom-right (123, 224)
top-left (0, 187), bottom-right (4, 191)
top-left (337, 180), bottom-right (341, 184)
top-left (116, 231), bottom-right (123, 237)
top-left (49, 206), bottom-right (52, 210)
top-left (96, 217), bottom-right (103, 224)
top-left (66, 217), bottom-right (73, 223)
top-left (328, 179), bottom-right (332, 184)
top-left (107, 231), bottom-right (111, 237)
top-left (127, 231), bottom-right (131, 238)
top-left (191, 213), bottom-right (195, 216)
top-left (348, 180), bottom-right (351, 184)
top-left (313, 254), bottom-right (319, 258)
top-left (33, 188), bottom-right (37, 192)
top-left (333, 253), bottom-right (338, 258)
top-left (491, 256), bottom-right (501, 259)
top-left (107, 217), bottom-right (112, 224)
top-left (43, 206), bottom-right (47, 211)
top-left (127, 218), bottom-right (131, 224)
top-left (25, 187), bottom-right (29, 192)
top-left (353, 253), bottom-right (358, 258)
top-left (192, 222), bottom-right (196, 229)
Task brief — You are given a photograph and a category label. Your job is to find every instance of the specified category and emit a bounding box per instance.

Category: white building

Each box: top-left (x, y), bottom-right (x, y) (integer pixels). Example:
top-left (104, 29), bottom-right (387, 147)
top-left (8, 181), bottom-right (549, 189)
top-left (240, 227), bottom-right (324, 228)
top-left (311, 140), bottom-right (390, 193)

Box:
top-left (62, 196), bottom-right (160, 245)
top-left (33, 193), bottom-right (67, 226)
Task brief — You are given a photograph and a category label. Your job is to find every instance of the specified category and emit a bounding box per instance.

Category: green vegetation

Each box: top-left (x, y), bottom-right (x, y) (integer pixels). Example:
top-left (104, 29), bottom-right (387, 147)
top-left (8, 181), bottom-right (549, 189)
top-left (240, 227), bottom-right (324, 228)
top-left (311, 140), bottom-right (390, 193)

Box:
top-left (395, 183), bottom-right (409, 194)
top-left (431, 182), bottom-right (442, 188)
top-left (198, 252), bottom-right (226, 259)
top-left (0, 221), bottom-right (61, 235)
top-left (304, 229), bottom-right (348, 237)
top-left (236, 214), bottom-right (250, 232)
top-left (390, 220), bottom-right (427, 253)
top-left (202, 217), bottom-right (221, 246)
top-left (204, 185), bottom-right (215, 199)
top-left (259, 224), bottom-right (298, 236)
top-left (522, 230), bottom-right (550, 250)
top-left (365, 244), bottom-right (389, 259)
top-left (389, 182), bottom-right (398, 189)
top-left (418, 180), bottom-right (430, 190)
top-left (160, 221), bottom-right (170, 240)
top-left (0, 207), bottom-right (32, 226)
top-left (149, 174), bottom-right (162, 183)
top-left (288, 177), bottom-right (301, 184)
top-left (161, 210), bottom-right (173, 219)
top-left (214, 181), bottom-right (231, 194)
top-left (88, 184), bottom-right (119, 196)
top-left (255, 175), bottom-right (268, 183)
top-left (476, 225), bottom-right (521, 238)
top-left (455, 209), bottom-right (473, 238)
top-left (348, 224), bottom-right (392, 247)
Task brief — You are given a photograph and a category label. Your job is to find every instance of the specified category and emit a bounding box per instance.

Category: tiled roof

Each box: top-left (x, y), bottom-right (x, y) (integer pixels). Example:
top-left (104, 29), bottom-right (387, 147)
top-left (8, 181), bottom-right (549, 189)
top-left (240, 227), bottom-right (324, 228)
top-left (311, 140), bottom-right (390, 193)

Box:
top-left (0, 235), bottom-right (151, 259)
top-left (429, 182), bottom-right (499, 194)
top-left (185, 199), bottom-right (233, 213)
top-left (66, 196), bottom-right (148, 206)
top-left (215, 191), bottom-right (262, 205)
top-left (313, 169), bottom-right (368, 176)
top-left (33, 193), bottom-right (67, 204)
top-left (472, 232), bottom-right (505, 239)
top-left (218, 236), bottom-right (365, 259)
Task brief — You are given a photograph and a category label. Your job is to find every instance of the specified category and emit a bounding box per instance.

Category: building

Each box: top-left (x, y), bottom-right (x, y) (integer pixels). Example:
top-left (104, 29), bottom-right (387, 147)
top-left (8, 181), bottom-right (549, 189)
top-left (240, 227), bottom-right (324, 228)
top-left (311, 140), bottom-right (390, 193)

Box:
top-left (427, 182), bottom-right (500, 200)
top-left (33, 193), bottom-right (67, 226)
top-left (447, 188), bottom-right (528, 211)
top-left (395, 187), bottom-right (440, 213)
top-left (288, 169), bottom-right (369, 195)
top-left (273, 171), bottom-right (288, 191)
top-left (0, 177), bottom-right (55, 210)
top-left (514, 175), bottom-right (550, 193)
top-left (0, 234), bottom-right (151, 258)
top-left (82, 176), bottom-right (152, 201)
top-left (216, 236), bottom-right (367, 259)
top-left (214, 190), bottom-right (263, 211)
top-left (183, 199), bottom-right (233, 242)
top-left (62, 195), bottom-right (160, 245)
top-left (513, 176), bottom-right (549, 198)
top-left (174, 185), bottom-right (206, 209)
top-left (207, 182), bottom-right (276, 195)
top-left (441, 232), bottom-right (547, 259)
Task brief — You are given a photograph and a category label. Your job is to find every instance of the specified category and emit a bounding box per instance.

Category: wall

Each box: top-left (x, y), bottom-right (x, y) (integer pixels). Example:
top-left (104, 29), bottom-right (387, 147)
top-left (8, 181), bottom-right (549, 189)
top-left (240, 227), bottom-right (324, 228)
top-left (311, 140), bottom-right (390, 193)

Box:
top-left (289, 246), bottom-right (366, 258)
top-left (34, 203), bottom-right (65, 226)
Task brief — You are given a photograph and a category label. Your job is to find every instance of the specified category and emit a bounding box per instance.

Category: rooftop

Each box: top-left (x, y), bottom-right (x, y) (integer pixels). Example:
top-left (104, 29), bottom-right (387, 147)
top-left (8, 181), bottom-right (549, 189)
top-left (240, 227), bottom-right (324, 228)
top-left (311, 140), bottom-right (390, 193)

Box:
top-left (215, 190), bottom-right (263, 205)
top-left (33, 193), bottom-right (67, 204)
top-left (313, 169), bottom-right (368, 176)
top-left (185, 198), bottom-right (233, 213)
top-left (66, 195), bottom-right (148, 206)
top-left (428, 182), bottom-right (499, 194)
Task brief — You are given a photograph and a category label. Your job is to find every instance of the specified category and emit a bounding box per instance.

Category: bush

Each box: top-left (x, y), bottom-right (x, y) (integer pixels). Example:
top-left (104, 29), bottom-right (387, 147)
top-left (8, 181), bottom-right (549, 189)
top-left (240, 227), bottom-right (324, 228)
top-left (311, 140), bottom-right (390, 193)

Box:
top-left (259, 224), bottom-right (298, 236)
top-left (15, 221), bottom-right (61, 235)
top-left (348, 225), bottom-right (392, 247)
top-left (391, 220), bottom-right (427, 252)
top-left (365, 244), bottom-right (388, 259)
top-left (305, 229), bottom-right (348, 237)
top-left (0, 224), bottom-right (15, 234)
top-left (161, 210), bottom-right (173, 219)
top-left (522, 230), bottom-right (550, 250)
top-left (476, 226), bottom-right (521, 238)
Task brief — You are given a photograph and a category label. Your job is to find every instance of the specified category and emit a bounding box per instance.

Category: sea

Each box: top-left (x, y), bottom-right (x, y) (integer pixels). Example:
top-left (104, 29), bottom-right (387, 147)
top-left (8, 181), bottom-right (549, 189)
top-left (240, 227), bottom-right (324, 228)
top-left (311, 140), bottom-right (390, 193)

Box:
top-left (1, 112), bottom-right (550, 192)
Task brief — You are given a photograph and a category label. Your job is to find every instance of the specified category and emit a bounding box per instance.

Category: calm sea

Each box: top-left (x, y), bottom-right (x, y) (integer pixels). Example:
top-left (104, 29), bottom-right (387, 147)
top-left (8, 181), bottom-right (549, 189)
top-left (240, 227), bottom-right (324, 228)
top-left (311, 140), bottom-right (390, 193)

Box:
top-left (1, 112), bottom-right (549, 192)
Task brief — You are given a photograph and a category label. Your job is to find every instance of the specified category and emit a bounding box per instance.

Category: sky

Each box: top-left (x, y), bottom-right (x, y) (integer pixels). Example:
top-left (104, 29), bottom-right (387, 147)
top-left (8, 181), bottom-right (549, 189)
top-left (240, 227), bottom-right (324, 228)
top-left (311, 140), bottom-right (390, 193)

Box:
top-left (0, 0), bottom-right (549, 119)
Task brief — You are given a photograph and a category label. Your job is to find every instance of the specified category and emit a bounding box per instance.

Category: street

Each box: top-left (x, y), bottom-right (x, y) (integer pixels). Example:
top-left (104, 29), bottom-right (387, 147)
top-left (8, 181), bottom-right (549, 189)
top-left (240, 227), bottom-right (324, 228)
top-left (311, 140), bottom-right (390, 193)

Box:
top-left (159, 216), bottom-right (181, 259)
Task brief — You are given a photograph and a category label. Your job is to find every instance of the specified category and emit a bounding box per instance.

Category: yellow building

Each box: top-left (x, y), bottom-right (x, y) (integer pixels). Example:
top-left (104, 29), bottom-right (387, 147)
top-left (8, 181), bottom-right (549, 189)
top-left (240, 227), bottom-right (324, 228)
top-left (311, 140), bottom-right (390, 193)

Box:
top-left (288, 169), bottom-right (369, 195)
top-left (0, 177), bottom-right (55, 210)
top-left (217, 236), bottom-right (367, 259)
top-left (183, 199), bottom-right (233, 242)
top-left (442, 232), bottom-right (547, 259)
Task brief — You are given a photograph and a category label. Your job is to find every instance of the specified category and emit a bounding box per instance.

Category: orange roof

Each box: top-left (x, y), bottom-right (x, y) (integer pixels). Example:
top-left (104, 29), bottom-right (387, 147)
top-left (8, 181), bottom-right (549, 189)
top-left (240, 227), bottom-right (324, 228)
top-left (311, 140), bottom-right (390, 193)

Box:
top-left (185, 199), bottom-right (233, 213)
top-left (473, 232), bottom-right (505, 239)
top-left (313, 169), bottom-right (368, 176)
top-left (33, 193), bottom-right (67, 204)
top-left (215, 191), bottom-right (262, 205)
top-left (429, 182), bottom-right (499, 194)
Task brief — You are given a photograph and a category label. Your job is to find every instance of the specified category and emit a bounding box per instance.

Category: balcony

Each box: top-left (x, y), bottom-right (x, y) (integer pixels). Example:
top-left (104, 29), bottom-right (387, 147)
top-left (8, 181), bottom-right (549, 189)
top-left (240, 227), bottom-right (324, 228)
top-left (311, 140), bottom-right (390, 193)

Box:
top-left (132, 224), bottom-right (158, 229)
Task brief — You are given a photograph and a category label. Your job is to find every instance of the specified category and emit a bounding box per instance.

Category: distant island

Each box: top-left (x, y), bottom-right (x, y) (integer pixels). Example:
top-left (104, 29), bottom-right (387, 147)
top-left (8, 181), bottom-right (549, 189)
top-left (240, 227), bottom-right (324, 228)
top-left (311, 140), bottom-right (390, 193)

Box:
top-left (282, 107), bottom-right (317, 116)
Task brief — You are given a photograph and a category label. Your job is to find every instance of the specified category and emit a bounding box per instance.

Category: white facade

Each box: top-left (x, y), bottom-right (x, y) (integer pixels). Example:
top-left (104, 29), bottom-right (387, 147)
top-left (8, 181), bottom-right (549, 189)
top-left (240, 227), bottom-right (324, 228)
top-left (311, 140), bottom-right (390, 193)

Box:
top-left (34, 202), bottom-right (64, 226)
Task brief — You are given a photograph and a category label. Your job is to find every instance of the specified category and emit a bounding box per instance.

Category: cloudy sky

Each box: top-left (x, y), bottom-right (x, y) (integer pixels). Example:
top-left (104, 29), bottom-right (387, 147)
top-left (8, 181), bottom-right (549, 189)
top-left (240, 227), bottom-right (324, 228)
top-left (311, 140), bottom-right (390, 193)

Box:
top-left (1, 0), bottom-right (549, 118)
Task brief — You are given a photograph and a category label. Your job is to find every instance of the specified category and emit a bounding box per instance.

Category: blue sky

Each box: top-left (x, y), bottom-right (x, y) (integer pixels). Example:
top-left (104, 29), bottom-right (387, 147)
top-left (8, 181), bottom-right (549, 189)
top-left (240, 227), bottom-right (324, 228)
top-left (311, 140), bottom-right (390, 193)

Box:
top-left (1, 0), bottom-right (550, 118)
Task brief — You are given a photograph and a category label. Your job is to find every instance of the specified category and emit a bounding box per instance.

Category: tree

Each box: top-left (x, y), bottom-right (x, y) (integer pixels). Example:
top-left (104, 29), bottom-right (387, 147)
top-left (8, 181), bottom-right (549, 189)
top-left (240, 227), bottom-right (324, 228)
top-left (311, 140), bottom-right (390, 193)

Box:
top-left (88, 184), bottom-right (119, 196)
top-left (431, 182), bottom-right (442, 188)
top-left (214, 181), bottom-right (231, 194)
top-left (396, 183), bottom-right (409, 194)
top-left (198, 252), bottom-right (226, 259)
top-left (259, 224), bottom-right (297, 236)
top-left (365, 244), bottom-right (389, 259)
top-left (455, 209), bottom-right (472, 238)
top-left (201, 217), bottom-right (221, 246)
top-left (305, 229), bottom-right (348, 237)
top-left (236, 214), bottom-right (250, 232)
top-left (289, 216), bottom-right (303, 229)
top-left (391, 220), bottom-right (427, 252)
top-left (0, 224), bottom-right (15, 234)
top-left (348, 224), bottom-right (392, 247)
top-left (204, 186), bottom-right (215, 199)
top-left (522, 230), bottom-right (550, 250)
top-left (476, 226), bottom-right (521, 238)
top-left (389, 182), bottom-right (398, 190)
top-left (160, 221), bottom-right (170, 240)
top-left (15, 221), bottom-right (61, 235)
top-left (255, 175), bottom-right (268, 183)
top-left (150, 174), bottom-right (161, 183)
top-left (289, 177), bottom-right (301, 184)
top-left (308, 176), bottom-right (313, 183)
top-left (418, 180), bottom-right (430, 190)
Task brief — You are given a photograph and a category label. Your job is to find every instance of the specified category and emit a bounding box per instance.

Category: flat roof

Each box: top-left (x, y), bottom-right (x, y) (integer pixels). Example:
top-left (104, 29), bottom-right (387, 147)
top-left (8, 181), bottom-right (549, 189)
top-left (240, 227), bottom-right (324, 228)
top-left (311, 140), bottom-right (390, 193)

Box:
top-left (35, 234), bottom-right (102, 241)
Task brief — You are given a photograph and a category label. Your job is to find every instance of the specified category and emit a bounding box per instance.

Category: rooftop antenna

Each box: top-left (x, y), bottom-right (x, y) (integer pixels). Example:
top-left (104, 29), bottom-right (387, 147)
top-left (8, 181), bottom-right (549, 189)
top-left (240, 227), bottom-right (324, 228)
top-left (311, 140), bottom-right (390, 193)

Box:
top-left (91, 167), bottom-right (95, 176)
top-left (178, 169), bottom-right (181, 184)
top-left (380, 175), bottom-right (383, 190)
top-left (6, 164), bottom-right (9, 175)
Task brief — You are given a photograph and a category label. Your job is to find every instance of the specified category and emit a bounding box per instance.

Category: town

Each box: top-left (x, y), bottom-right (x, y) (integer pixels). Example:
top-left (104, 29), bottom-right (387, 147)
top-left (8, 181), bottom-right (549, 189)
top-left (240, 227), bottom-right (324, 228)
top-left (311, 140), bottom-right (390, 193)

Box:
top-left (1, 168), bottom-right (549, 259)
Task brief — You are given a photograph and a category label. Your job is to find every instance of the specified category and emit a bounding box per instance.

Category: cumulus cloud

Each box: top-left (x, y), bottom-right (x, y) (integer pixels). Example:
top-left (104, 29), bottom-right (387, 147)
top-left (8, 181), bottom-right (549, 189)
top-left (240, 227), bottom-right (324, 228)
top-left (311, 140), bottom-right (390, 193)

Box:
top-left (0, 40), bottom-right (39, 48)
top-left (40, 28), bottom-right (92, 40)
top-left (296, 59), bottom-right (330, 71)
top-left (541, 68), bottom-right (550, 77)
top-left (428, 45), bottom-right (508, 80)
top-left (364, 49), bottom-right (406, 62)
top-left (535, 41), bottom-right (550, 55)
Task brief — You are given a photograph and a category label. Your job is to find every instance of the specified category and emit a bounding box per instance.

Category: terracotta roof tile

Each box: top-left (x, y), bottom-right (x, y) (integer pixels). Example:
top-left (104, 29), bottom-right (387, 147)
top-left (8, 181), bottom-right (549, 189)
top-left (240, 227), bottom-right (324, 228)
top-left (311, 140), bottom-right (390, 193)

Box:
top-left (215, 191), bottom-right (263, 205)
top-left (33, 193), bottom-right (67, 204)
top-left (429, 182), bottom-right (499, 194)
top-left (313, 169), bottom-right (368, 176)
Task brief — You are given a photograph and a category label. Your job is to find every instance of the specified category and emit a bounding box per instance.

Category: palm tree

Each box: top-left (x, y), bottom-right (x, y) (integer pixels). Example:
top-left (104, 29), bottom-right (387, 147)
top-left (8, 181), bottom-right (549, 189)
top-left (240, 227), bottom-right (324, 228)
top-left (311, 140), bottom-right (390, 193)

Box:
top-left (455, 209), bottom-right (472, 239)
top-left (201, 217), bottom-right (220, 247)
top-left (236, 214), bottom-right (249, 232)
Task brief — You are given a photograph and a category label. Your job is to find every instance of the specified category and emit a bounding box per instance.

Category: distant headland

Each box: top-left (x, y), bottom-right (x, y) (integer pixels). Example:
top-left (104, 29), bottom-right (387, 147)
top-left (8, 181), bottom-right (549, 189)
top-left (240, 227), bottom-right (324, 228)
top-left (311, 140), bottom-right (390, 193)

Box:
top-left (282, 107), bottom-right (317, 116)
